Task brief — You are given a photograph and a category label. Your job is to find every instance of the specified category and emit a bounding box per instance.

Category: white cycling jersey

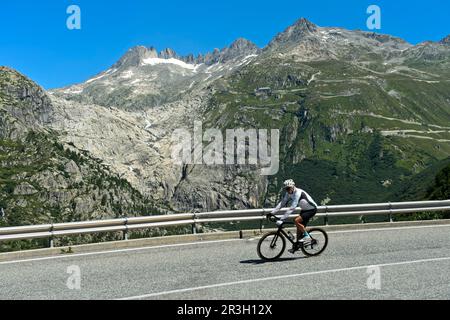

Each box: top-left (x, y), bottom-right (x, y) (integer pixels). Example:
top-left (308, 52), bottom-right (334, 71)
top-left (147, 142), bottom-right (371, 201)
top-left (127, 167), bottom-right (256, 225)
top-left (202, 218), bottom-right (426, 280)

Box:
top-left (272, 187), bottom-right (317, 221)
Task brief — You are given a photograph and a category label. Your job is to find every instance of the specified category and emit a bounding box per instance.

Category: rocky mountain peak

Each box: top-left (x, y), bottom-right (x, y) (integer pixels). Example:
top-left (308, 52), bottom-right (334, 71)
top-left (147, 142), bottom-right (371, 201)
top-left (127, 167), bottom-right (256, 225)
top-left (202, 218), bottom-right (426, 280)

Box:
top-left (229, 38), bottom-right (259, 52)
top-left (159, 48), bottom-right (178, 59)
top-left (266, 17), bottom-right (318, 49)
top-left (219, 38), bottom-right (260, 62)
top-left (440, 35), bottom-right (450, 45)
top-left (293, 17), bottom-right (318, 32)
top-left (113, 46), bottom-right (158, 69)
top-left (184, 53), bottom-right (195, 64)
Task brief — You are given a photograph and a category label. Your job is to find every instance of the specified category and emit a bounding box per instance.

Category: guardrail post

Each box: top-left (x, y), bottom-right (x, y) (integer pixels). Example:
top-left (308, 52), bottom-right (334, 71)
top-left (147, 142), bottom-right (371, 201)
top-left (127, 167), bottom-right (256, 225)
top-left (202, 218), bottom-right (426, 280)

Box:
top-left (123, 218), bottom-right (129, 240)
top-left (48, 223), bottom-right (54, 248)
top-left (388, 202), bottom-right (393, 223)
top-left (260, 209), bottom-right (266, 232)
top-left (324, 206), bottom-right (329, 226)
top-left (192, 211), bottom-right (198, 234)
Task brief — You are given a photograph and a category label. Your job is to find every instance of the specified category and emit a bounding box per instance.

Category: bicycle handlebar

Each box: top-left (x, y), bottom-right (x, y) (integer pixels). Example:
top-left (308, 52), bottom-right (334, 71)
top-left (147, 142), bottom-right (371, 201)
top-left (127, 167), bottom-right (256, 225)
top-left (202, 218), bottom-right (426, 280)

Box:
top-left (266, 213), bottom-right (280, 222)
top-left (266, 213), bottom-right (296, 226)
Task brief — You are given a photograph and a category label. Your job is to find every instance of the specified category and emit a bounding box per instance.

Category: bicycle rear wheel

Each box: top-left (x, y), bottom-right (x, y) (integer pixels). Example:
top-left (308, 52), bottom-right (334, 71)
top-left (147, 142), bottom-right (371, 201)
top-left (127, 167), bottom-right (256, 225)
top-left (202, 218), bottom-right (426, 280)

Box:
top-left (300, 228), bottom-right (328, 257)
top-left (257, 231), bottom-right (286, 261)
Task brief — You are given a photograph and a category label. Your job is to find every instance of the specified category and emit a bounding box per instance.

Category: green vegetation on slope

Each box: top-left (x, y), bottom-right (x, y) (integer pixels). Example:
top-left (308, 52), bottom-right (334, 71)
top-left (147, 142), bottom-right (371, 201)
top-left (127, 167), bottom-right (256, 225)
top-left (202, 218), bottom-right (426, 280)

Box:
top-left (205, 56), bottom-right (450, 207)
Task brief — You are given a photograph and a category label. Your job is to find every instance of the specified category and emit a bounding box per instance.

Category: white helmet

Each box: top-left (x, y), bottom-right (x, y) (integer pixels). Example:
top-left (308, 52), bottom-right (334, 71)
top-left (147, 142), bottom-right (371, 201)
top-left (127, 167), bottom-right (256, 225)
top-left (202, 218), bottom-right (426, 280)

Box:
top-left (283, 179), bottom-right (295, 189)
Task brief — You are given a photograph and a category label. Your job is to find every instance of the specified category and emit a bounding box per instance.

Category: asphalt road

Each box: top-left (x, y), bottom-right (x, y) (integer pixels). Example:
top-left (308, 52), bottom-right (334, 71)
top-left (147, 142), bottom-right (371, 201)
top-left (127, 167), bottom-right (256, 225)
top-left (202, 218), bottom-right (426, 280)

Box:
top-left (0, 223), bottom-right (449, 300)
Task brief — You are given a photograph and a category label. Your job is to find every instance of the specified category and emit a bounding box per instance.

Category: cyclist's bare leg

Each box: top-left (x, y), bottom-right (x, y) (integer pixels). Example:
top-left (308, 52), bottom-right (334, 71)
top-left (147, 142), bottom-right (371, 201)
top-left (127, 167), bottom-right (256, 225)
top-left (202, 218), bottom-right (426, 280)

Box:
top-left (294, 216), bottom-right (306, 241)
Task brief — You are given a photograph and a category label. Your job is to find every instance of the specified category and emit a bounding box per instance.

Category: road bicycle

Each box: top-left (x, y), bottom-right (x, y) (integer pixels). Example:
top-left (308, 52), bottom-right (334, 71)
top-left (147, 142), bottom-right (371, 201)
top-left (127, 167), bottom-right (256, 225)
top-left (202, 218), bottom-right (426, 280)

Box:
top-left (257, 213), bottom-right (328, 261)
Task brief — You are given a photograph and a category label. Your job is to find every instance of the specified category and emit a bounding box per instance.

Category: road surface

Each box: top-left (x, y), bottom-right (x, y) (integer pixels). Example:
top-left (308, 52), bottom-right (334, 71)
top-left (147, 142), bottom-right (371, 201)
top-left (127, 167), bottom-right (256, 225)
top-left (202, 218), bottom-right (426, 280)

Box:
top-left (0, 223), bottom-right (449, 300)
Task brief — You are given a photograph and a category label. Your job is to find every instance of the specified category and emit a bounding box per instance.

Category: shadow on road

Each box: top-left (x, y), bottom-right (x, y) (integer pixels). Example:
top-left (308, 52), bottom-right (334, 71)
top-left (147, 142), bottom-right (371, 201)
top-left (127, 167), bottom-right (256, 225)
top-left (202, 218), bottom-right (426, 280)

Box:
top-left (240, 256), bottom-right (307, 265)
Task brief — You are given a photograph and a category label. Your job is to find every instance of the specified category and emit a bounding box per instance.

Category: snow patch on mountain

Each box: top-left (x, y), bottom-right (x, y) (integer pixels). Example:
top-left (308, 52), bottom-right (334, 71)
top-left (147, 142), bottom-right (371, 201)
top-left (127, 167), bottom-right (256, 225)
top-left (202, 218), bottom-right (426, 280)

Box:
top-left (141, 57), bottom-right (197, 70)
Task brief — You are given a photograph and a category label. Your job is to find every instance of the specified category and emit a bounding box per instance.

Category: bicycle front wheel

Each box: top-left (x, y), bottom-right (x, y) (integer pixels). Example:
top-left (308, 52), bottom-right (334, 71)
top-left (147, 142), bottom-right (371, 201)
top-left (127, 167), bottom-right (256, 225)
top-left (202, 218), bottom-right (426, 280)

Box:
top-left (300, 228), bottom-right (328, 257)
top-left (257, 231), bottom-right (286, 261)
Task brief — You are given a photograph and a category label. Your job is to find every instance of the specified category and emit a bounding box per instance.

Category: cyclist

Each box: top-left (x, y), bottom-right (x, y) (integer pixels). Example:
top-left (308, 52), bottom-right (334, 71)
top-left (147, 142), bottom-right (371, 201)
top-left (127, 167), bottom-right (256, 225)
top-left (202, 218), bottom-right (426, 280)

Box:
top-left (270, 179), bottom-right (318, 253)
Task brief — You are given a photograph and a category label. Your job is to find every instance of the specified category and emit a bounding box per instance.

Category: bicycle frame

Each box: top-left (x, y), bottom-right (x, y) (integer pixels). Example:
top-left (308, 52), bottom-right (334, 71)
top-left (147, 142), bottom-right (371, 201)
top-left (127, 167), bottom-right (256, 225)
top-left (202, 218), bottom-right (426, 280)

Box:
top-left (267, 214), bottom-right (316, 247)
top-left (275, 223), bottom-right (297, 245)
top-left (274, 222), bottom-right (316, 248)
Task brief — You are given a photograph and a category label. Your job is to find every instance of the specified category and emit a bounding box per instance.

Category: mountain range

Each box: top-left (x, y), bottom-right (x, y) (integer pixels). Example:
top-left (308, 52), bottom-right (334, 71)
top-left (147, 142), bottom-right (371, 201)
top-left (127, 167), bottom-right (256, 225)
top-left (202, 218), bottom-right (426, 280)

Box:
top-left (1, 18), bottom-right (450, 229)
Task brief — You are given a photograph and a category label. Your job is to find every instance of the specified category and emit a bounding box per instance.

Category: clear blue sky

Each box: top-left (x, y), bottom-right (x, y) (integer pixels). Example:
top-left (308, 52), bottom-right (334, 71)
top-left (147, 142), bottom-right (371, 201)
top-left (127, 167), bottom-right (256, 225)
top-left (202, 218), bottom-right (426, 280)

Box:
top-left (1, 0), bottom-right (449, 89)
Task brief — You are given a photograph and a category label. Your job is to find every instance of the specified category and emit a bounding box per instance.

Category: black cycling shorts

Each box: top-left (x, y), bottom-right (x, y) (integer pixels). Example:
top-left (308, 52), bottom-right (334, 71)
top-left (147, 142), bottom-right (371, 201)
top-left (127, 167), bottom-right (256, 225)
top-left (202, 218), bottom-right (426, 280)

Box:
top-left (300, 208), bottom-right (317, 227)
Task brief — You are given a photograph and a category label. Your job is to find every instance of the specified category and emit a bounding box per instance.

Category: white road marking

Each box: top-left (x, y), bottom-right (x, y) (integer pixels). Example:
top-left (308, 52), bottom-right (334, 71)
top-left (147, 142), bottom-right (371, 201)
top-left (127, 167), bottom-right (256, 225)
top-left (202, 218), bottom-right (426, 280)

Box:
top-left (0, 239), bottom-right (242, 265)
top-left (117, 256), bottom-right (450, 300)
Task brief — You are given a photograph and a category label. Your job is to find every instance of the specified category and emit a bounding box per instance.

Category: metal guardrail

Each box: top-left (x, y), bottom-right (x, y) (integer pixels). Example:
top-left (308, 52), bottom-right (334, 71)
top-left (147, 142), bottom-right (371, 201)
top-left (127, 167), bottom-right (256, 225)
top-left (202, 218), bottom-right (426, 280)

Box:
top-left (0, 200), bottom-right (449, 247)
